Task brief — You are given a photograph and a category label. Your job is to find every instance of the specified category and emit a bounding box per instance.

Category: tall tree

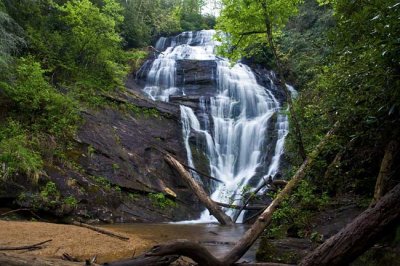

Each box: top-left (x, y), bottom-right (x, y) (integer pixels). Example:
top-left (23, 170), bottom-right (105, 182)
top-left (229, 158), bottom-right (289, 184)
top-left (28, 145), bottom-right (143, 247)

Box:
top-left (0, 4), bottom-right (24, 70)
top-left (216, 0), bottom-right (307, 160)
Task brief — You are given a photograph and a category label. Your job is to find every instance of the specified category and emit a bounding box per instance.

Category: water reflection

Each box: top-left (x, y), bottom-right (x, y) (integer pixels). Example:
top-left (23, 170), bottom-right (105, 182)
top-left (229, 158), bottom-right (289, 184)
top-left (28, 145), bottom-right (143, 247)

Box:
top-left (104, 223), bottom-right (257, 262)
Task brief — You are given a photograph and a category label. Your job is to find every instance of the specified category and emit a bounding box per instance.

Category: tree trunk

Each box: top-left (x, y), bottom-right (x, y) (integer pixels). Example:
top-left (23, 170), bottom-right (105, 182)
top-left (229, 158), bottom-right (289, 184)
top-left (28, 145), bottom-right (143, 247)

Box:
top-left (164, 154), bottom-right (233, 225)
top-left (372, 140), bottom-right (399, 204)
top-left (261, 3), bottom-right (306, 161)
top-left (299, 182), bottom-right (400, 266)
top-left (103, 254), bottom-right (179, 266)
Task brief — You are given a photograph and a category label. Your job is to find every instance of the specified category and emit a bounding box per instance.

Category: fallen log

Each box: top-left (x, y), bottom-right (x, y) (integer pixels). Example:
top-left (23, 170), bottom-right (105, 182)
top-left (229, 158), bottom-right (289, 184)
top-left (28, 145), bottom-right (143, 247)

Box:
top-left (103, 254), bottom-right (179, 266)
top-left (71, 221), bottom-right (129, 241)
top-left (146, 239), bottom-right (224, 266)
top-left (234, 263), bottom-right (295, 266)
top-left (0, 239), bottom-right (52, 251)
top-left (215, 201), bottom-right (266, 210)
top-left (233, 178), bottom-right (288, 222)
top-left (145, 241), bottom-right (296, 266)
top-left (165, 154), bottom-right (233, 225)
top-left (233, 181), bottom-right (268, 222)
top-left (180, 161), bottom-right (224, 183)
top-left (139, 139), bottom-right (224, 184)
top-left (299, 182), bottom-right (400, 266)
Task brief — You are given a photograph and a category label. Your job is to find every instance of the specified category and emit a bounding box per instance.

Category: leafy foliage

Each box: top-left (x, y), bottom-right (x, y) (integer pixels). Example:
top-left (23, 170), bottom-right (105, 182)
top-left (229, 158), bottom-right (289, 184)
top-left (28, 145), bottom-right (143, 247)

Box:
top-left (2, 57), bottom-right (79, 138)
top-left (215, 0), bottom-right (303, 62)
top-left (55, 0), bottom-right (126, 90)
top-left (0, 7), bottom-right (24, 70)
top-left (284, 0), bottom-right (400, 193)
top-left (0, 120), bottom-right (43, 182)
top-left (120, 0), bottom-right (214, 48)
top-left (266, 180), bottom-right (329, 239)
top-left (149, 192), bottom-right (177, 209)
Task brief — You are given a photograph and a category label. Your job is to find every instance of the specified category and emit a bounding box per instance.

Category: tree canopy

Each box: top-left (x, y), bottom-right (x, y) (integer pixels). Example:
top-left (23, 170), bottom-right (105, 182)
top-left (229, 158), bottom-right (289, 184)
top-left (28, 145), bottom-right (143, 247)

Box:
top-left (215, 0), bottom-right (303, 61)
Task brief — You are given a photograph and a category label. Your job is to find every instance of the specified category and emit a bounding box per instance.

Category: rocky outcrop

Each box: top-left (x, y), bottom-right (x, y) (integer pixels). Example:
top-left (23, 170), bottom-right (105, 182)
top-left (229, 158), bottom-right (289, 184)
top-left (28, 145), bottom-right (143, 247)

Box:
top-left (4, 78), bottom-right (203, 223)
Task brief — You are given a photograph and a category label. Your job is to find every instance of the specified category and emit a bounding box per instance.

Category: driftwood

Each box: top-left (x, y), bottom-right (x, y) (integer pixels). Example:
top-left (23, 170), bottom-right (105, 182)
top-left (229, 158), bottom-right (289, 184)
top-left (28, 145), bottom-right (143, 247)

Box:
top-left (165, 154), bottom-right (233, 225)
top-left (372, 140), bottom-right (399, 204)
top-left (61, 253), bottom-right (80, 262)
top-left (71, 221), bottom-right (129, 241)
top-left (0, 240), bottom-right (52, 251)
top-left (299, 182), bottom-right (400, 266)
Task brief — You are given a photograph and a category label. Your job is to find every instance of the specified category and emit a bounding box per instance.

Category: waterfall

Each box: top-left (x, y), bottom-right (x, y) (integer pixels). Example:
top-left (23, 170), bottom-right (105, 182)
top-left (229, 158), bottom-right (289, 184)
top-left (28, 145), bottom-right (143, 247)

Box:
top-left (142, 30), bottom-right (293, 223)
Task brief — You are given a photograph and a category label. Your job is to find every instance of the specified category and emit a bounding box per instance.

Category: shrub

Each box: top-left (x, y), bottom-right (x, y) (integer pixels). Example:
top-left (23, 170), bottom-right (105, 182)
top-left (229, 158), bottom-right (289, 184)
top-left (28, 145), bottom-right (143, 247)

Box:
top-left (149, 192), bottom-right (176, 209)
top-left (267, 180), bottom-right (329, 238)
top-left (0, 120), bottom-right (42, 182)
top-left (2, 56), bottom-right (79, 138)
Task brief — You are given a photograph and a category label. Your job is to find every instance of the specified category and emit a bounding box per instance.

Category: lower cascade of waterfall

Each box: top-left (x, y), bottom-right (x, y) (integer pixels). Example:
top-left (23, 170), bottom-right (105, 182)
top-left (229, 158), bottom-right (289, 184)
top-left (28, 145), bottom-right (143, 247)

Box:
top-left (140, 30), bottom-right (294, 223)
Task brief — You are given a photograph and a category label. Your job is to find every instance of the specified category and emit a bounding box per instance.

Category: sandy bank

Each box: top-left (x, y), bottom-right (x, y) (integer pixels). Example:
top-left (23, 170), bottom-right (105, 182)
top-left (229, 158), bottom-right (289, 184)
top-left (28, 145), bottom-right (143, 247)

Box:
top-left (0, 220), bottom-right (151, 263)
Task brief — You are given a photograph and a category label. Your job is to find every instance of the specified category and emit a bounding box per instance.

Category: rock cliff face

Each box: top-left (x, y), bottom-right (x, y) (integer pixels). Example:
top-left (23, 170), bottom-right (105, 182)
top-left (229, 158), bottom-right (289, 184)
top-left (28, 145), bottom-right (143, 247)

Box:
top-left (63, 79), bottom-right (203, 222)
top-left (1, 75), bottom-right (202, 223)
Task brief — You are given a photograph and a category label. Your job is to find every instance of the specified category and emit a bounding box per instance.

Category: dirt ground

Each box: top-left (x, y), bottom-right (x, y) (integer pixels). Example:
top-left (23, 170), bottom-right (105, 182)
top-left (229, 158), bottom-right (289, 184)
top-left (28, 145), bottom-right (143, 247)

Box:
top-left (0, 220), bottom-right (152, 263)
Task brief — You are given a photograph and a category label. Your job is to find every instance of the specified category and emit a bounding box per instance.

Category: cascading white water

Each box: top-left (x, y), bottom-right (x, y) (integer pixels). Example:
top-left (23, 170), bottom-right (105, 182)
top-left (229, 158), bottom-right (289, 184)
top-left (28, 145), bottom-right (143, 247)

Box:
top-left (143, 30), bottom-right (293, 223)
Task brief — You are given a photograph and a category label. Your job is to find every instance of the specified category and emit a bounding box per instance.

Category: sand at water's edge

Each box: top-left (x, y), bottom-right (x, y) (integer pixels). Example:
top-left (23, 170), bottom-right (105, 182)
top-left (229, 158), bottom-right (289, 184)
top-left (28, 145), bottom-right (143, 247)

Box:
top-left (0, 220), bottom-right (151, 263)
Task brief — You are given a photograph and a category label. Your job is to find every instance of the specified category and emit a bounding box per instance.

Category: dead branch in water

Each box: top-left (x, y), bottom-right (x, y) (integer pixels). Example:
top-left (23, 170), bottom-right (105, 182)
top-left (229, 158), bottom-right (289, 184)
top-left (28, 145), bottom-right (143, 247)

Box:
top-left (71, 221), bottom-right (129, 241)
top-left (215, 201), bottom-right (267, 210)
top-left (164, 154), bottom-right (233, 225)
top-left (0, 239), bottom-right (52, 251)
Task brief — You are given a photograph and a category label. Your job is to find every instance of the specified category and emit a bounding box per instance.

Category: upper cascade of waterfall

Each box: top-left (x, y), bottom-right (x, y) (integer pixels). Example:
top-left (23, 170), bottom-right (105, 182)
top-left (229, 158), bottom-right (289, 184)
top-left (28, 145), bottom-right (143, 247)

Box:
top-left (141, 30), bottom-right (293, 223)
top-left (155, 30), bottom-right (219, 60)
top-left (143, 30), bottom-right (221, 101)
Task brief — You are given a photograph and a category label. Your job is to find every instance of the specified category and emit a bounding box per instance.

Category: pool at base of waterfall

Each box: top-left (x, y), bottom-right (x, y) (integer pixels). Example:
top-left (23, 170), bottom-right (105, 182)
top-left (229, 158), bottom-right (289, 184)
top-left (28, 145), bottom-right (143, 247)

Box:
top-left (103, 223), bottom-right (257, 262)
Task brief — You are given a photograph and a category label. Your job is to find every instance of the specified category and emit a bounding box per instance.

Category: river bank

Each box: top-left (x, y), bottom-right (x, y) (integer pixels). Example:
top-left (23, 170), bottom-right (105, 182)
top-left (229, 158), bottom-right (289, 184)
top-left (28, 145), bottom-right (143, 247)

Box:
top-left (0, 220), bottom-right (150, 264)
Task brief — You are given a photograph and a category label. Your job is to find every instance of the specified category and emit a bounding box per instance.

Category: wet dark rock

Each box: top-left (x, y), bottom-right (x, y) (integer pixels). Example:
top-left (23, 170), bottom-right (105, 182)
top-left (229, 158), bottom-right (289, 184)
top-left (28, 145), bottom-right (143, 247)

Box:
top-left (170, 95), bottom-right (201, 109)
top-left (176, 60), bottom-right (217, 86)
top-left (252, 66), bottom-right (287, 103)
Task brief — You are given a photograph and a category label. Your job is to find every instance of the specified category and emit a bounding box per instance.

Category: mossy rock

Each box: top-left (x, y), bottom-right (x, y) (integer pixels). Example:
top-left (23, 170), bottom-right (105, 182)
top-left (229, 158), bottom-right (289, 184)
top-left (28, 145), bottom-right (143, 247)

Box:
top-left (190, 143), bottom-right (211, 176)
